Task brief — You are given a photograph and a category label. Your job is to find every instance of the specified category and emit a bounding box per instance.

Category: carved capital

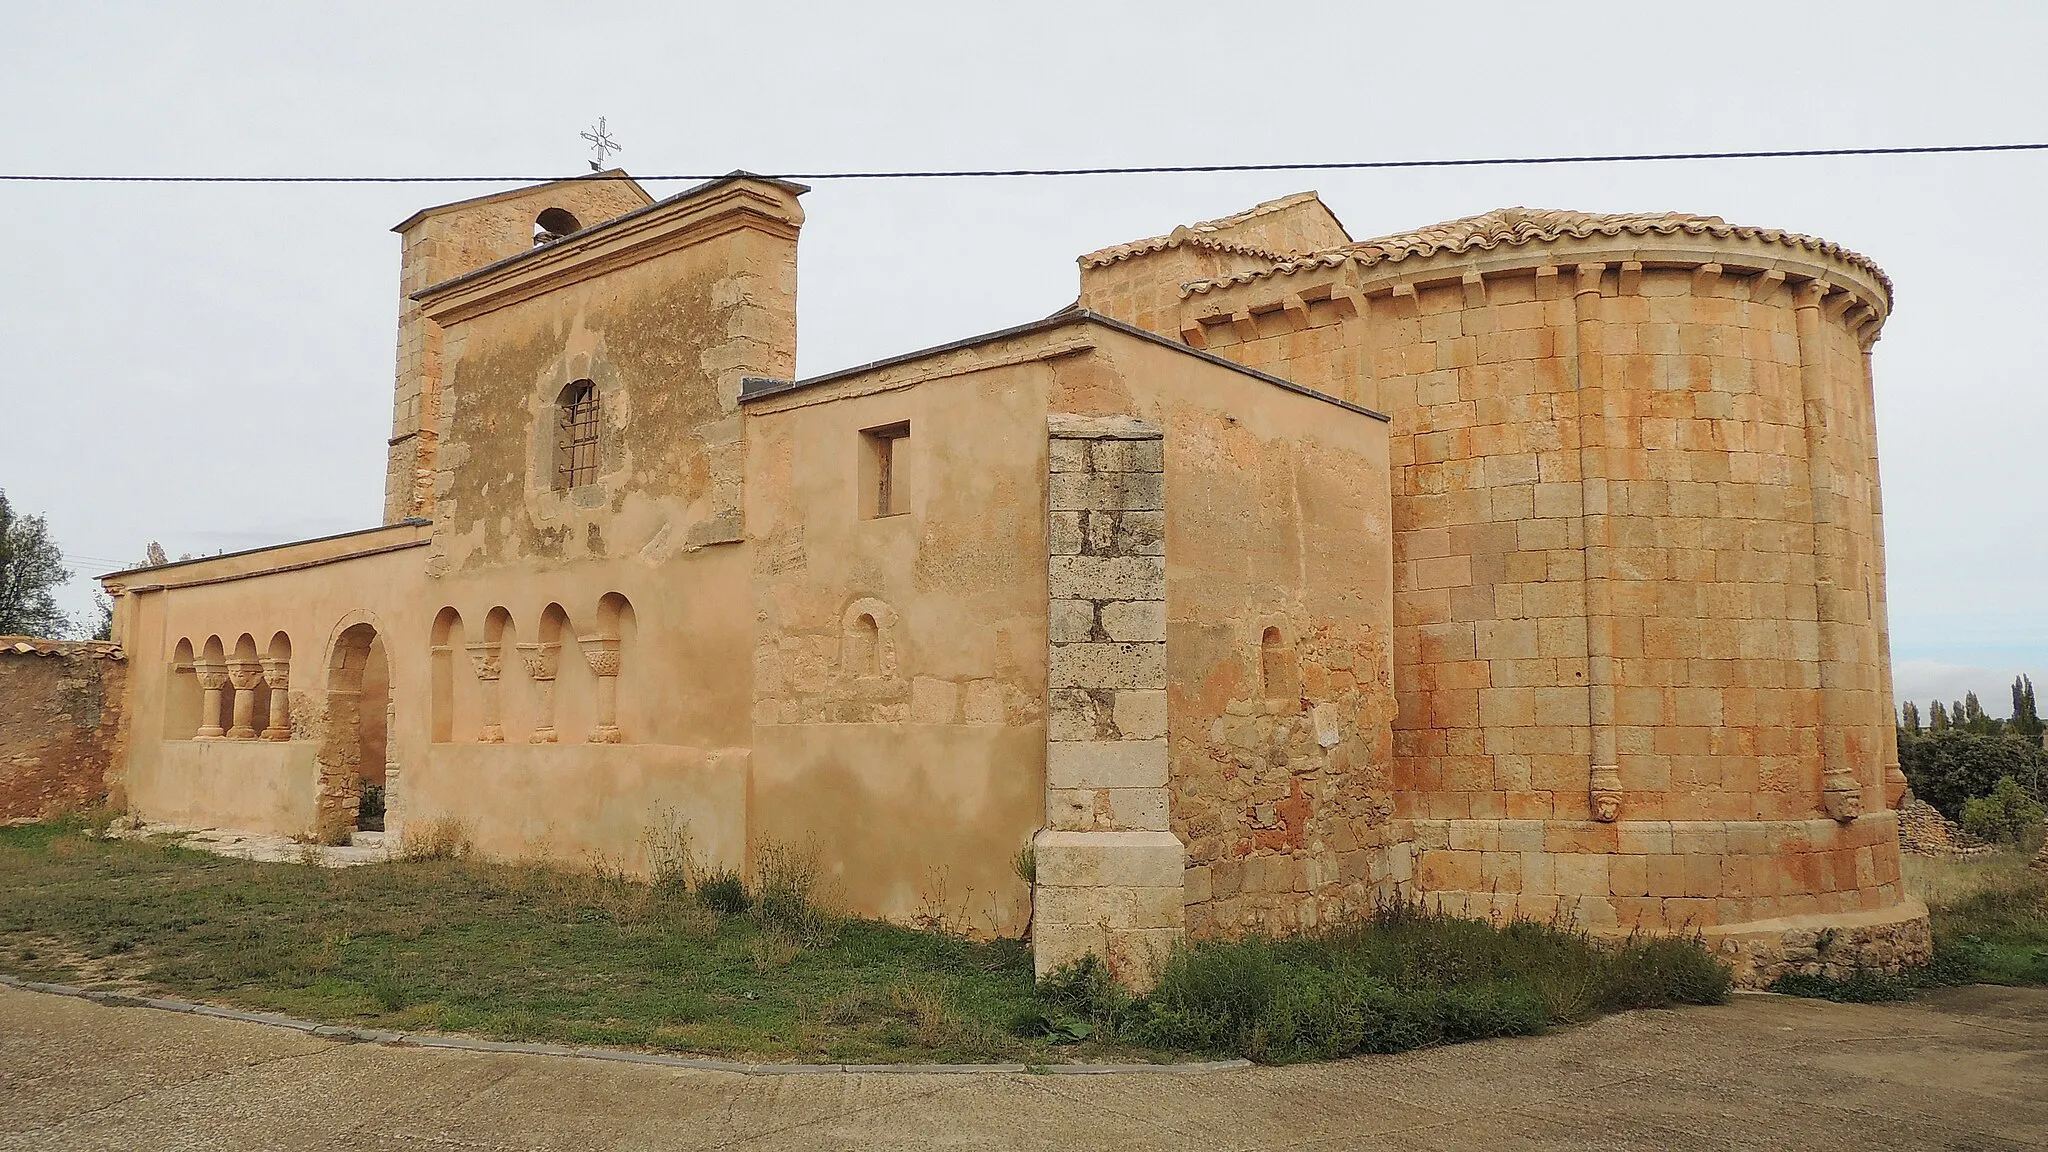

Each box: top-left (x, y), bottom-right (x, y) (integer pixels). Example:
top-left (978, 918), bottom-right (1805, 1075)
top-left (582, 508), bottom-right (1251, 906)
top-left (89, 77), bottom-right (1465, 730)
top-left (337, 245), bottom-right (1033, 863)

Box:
top-left (516, 641), bottom-right (560, 681)
top-left (193, 664), bottom-right (230, 692)
top-left (259, 658), bottom-right (290, 691)
top-left (226, 662), bottom-right (264, 692)
top-left (465, 641), bottom-right (503, 682)
top-left (1883, 763), bottom-right (1909, 810)
top-left (1822, 768), bottom-right (1862, 823)
top-left (580, 636), bottom-right (621, 679)
top-left (1589, 764), bottom-right (1623, 823)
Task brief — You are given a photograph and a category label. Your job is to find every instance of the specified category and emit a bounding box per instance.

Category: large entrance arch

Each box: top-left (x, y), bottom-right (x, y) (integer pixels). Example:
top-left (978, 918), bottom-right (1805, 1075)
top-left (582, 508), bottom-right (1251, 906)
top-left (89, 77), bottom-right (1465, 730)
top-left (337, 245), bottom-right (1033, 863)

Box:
top-left (315, 622), bottom-right (391, 842)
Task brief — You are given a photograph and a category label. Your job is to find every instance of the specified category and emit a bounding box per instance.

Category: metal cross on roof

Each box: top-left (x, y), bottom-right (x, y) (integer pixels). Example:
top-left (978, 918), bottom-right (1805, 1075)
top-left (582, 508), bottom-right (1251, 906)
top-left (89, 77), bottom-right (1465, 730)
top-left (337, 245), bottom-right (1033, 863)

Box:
top-left (580, 118), bottom-right (622, 172)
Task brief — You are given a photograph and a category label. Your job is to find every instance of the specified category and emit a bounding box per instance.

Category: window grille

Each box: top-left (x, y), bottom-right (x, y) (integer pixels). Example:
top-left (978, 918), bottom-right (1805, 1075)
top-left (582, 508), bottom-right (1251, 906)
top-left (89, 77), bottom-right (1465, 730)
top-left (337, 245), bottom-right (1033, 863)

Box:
top-left (556, 381), bottom-right (600, 490)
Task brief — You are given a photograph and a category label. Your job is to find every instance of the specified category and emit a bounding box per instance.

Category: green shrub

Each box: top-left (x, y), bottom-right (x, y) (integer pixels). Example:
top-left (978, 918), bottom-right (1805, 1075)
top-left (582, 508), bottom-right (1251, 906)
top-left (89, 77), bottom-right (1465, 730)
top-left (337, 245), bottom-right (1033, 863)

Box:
top-left (1126, 942), bottom-right (1549, 1062)
top-left (750, 838), bottom-right (840, 947)
top-left (1597, 934), bottom-right (1737, 1011)
top-left (1900, 732), bottom-right (2048, 821)
top-left (641, 808), bottom-right (695, 900)
top-left (1960, 777), bottom-right (2047, 846)
top-left (693, 868), bottom-right (750, 915)
top-left (1768, 969), bottom-right (1917, 1002)
top-left (1036, 953), bottom-right (1133, 1024)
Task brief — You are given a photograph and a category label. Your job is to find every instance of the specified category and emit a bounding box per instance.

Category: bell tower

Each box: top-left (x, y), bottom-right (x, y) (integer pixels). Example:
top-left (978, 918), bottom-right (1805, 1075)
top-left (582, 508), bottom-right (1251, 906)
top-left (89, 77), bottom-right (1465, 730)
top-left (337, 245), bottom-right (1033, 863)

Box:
top-left (381, 172), bottom-right (654, 522)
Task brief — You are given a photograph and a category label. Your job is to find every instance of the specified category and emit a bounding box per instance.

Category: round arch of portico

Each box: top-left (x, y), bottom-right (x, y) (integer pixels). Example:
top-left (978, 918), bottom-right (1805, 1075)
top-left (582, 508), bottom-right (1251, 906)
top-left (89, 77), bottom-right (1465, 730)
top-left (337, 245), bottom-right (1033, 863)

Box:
top-left (319, 608), bottom-right (397, 693)
top-left (309, 608), bottom-right (398, 842)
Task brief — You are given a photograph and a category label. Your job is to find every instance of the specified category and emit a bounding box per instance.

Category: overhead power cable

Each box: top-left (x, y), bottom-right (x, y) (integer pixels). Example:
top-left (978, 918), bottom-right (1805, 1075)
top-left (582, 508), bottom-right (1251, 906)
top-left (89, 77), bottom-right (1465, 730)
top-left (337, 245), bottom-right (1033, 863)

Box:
top-left (2, 141), bottom-right (2045, 184)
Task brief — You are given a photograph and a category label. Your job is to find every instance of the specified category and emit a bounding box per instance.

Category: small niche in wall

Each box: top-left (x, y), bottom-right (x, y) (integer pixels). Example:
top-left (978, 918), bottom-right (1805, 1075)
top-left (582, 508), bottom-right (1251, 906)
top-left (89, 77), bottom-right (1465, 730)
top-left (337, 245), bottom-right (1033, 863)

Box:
top-left (859, 422), bottom-right (910, 518)
top-left (1261, 626), bottom-right (1300, 703)
top-left (165, 638), bottom-right (199, 740)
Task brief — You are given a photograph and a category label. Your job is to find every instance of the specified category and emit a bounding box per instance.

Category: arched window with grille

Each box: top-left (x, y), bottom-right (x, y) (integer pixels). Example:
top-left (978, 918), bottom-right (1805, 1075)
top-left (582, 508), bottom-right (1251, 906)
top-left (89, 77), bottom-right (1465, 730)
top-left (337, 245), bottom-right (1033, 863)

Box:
top-left (555, 380), bottom-right (600, 490)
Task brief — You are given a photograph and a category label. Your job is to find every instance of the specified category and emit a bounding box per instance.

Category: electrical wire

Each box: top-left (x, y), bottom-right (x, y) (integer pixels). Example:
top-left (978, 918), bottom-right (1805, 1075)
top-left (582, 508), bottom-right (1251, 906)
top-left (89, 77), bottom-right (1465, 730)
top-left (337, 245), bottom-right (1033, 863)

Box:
top-left (2, 142), bottom-right (2045, 184)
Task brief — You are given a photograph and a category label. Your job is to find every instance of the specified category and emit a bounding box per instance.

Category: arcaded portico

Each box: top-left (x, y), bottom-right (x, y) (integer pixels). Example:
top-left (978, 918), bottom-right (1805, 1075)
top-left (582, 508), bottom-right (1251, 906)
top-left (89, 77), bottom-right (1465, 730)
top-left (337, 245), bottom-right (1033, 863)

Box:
top-left (97, 173), bottom-right (1926, 985)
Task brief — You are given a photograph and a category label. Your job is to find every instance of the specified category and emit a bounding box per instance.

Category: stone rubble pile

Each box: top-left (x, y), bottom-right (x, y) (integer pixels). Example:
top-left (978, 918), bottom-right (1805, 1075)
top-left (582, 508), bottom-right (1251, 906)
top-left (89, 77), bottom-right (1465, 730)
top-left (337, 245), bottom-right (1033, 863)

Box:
top-left (1894, 791), bottom-right (1993, 859)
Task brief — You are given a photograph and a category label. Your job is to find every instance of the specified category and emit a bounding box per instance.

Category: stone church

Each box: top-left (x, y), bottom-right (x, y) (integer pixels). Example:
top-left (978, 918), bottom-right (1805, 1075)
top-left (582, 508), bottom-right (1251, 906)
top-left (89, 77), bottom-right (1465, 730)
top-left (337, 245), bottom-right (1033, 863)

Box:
top-left (97, 170), bottom-right (1926, 983)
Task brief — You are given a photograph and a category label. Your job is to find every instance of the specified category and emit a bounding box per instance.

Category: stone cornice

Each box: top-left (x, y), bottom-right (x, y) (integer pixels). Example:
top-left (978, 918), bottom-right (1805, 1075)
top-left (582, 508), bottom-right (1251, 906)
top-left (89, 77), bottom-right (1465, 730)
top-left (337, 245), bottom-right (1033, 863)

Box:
top-left (416, 178), bottom-right (805, 327)
top-left (98, 521), bottom-right (433, 592)
top-left (1175, 210), bottom-right (1893, 341)
top-left (1177, 232), bottom-right (1893, 349)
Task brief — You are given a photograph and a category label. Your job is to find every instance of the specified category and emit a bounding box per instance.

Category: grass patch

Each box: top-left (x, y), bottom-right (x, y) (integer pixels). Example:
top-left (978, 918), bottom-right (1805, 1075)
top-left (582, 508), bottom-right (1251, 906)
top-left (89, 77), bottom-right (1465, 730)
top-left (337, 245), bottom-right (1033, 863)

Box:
top-left (1771, 851), bottom-right (2048, 1001)
top-left (1921, 852), bottom-right (2048, 986)
top-left (1, 821), bottom-right (1730, 1064)
top-left (0, 819), bottom-right (1037, 1064)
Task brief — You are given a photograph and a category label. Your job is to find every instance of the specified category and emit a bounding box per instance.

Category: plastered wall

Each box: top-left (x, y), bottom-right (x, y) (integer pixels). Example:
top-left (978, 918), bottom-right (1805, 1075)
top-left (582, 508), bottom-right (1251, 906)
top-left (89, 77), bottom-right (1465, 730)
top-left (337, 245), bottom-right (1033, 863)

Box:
top-left (742, 350), bottom-right (1055, 931)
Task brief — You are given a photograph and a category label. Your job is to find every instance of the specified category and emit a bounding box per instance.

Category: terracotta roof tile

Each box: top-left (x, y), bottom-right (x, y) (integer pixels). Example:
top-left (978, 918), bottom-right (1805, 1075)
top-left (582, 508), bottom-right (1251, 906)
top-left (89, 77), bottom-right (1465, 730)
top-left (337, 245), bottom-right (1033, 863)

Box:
top-left (1079, 192), bottom-right (1324, 268)
top-left (1, 637), bottom-right (124, 659)
top-left (1179, 207), bottom-right (1893, 302)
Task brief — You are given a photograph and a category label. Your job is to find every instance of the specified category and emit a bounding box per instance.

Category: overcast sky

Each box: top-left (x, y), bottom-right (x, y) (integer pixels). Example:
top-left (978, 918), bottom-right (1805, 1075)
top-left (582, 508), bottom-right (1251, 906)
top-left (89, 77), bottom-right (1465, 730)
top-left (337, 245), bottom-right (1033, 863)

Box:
top-left (3, 1), bottom-right (2042, 715)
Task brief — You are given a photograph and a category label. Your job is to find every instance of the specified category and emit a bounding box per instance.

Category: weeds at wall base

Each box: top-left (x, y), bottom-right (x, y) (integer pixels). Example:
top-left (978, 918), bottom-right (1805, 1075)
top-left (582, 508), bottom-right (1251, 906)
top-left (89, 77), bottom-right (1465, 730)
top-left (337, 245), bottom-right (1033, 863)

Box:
top-left (1027, 904), bottom-right (1734, 1064)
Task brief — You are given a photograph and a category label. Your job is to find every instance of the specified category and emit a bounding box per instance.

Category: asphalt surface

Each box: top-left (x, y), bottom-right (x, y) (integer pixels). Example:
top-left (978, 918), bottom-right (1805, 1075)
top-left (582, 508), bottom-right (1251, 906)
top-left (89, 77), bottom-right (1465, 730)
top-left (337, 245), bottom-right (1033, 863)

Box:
top-left (2, 983), bottom-right (2043, 1150)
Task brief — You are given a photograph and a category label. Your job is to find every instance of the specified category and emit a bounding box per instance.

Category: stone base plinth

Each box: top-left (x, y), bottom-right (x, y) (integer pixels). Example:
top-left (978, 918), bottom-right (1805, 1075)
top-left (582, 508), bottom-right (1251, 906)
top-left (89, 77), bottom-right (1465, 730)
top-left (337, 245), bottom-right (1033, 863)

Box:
top-left (1695, 898), bottom-right (1932, 988)
top-left (1032, 829), bottom-right (1185, 988)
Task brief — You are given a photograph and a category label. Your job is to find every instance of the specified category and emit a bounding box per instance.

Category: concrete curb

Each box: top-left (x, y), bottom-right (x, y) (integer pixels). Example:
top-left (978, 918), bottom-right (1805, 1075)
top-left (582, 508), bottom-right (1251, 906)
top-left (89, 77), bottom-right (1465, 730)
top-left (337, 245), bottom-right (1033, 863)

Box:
top-left (0, 973), bottom-right (1250, 1077)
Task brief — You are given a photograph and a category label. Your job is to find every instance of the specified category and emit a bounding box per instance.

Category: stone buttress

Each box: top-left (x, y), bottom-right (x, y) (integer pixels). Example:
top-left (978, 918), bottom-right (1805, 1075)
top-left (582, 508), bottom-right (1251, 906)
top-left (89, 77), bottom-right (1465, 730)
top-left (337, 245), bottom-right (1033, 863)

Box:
top-left (1033, 415), bottom-right (1185, 985)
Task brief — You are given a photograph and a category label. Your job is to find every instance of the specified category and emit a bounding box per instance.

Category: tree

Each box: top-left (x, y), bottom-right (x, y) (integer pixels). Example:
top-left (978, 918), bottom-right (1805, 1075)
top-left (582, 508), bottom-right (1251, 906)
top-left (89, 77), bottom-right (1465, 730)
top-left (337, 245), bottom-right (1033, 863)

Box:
top-left (2013, 675), bottom-right (2044, 741)
top-left (1899, 731), bottom-right (2048, 821)
top-left (1930, 700), bottom-right (1951, 733)
top-left (1960, 776), bottom-right (2047, 846)
top-left (1900, 700), bottom-right (1922, 737)
top-left (0, 490), bottom-right (71, 638)
top-left (1959, 693), bottom-right (2004, 736)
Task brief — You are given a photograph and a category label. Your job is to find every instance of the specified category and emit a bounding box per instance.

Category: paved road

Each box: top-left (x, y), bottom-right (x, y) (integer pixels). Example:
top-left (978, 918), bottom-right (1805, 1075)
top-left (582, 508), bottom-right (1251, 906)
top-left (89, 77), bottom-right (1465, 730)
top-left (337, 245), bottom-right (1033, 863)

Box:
top-left (2, 984), bottom-right (2043, 1150)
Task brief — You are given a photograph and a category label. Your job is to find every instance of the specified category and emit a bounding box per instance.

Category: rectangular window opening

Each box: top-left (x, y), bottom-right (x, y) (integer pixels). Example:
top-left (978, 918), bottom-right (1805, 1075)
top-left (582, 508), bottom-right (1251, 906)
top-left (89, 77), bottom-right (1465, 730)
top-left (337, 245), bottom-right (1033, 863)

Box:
top-left (860, 422), bottom-right (910, 518)
top-left (556, 383), bottom-right (600, 490)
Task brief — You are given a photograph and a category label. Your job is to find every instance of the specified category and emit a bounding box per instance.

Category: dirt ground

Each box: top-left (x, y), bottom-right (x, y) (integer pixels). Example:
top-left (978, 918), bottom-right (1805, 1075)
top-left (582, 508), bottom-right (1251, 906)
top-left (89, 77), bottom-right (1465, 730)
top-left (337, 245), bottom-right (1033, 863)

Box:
top-left (1, 983), bottom-right (2043, 1151)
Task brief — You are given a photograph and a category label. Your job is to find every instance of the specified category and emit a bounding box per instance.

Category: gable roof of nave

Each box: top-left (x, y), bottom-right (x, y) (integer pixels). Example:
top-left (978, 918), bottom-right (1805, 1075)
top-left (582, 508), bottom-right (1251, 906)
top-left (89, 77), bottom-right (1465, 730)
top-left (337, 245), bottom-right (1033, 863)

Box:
top-left (1078, 191), bottom-right (1332, 269)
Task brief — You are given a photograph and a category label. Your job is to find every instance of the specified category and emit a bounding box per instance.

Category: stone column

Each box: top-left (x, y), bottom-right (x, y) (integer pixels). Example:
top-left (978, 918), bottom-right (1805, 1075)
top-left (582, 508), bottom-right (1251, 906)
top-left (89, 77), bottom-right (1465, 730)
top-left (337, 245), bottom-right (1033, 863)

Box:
top-left (194, 661), bottom-right (228, 739)
top-left (383, 698), bottom-right (401, 843)
top-left (260, 658), bottom-right (292, 740)
top-left (1860, 345), bottom-right (1910, 809)
top-left (517, 641), bottom-right (560, 743)
top-left (1567, 263), bottom-right (1623, 821)
top-left (1034, 413), bottom-right (1184, 989)
top-left (465, 641), bottom-right (504, 743)
top-left (581, 636), bottom-right (622, 743)
top-left (226, 661), bottom-right (263, 740)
